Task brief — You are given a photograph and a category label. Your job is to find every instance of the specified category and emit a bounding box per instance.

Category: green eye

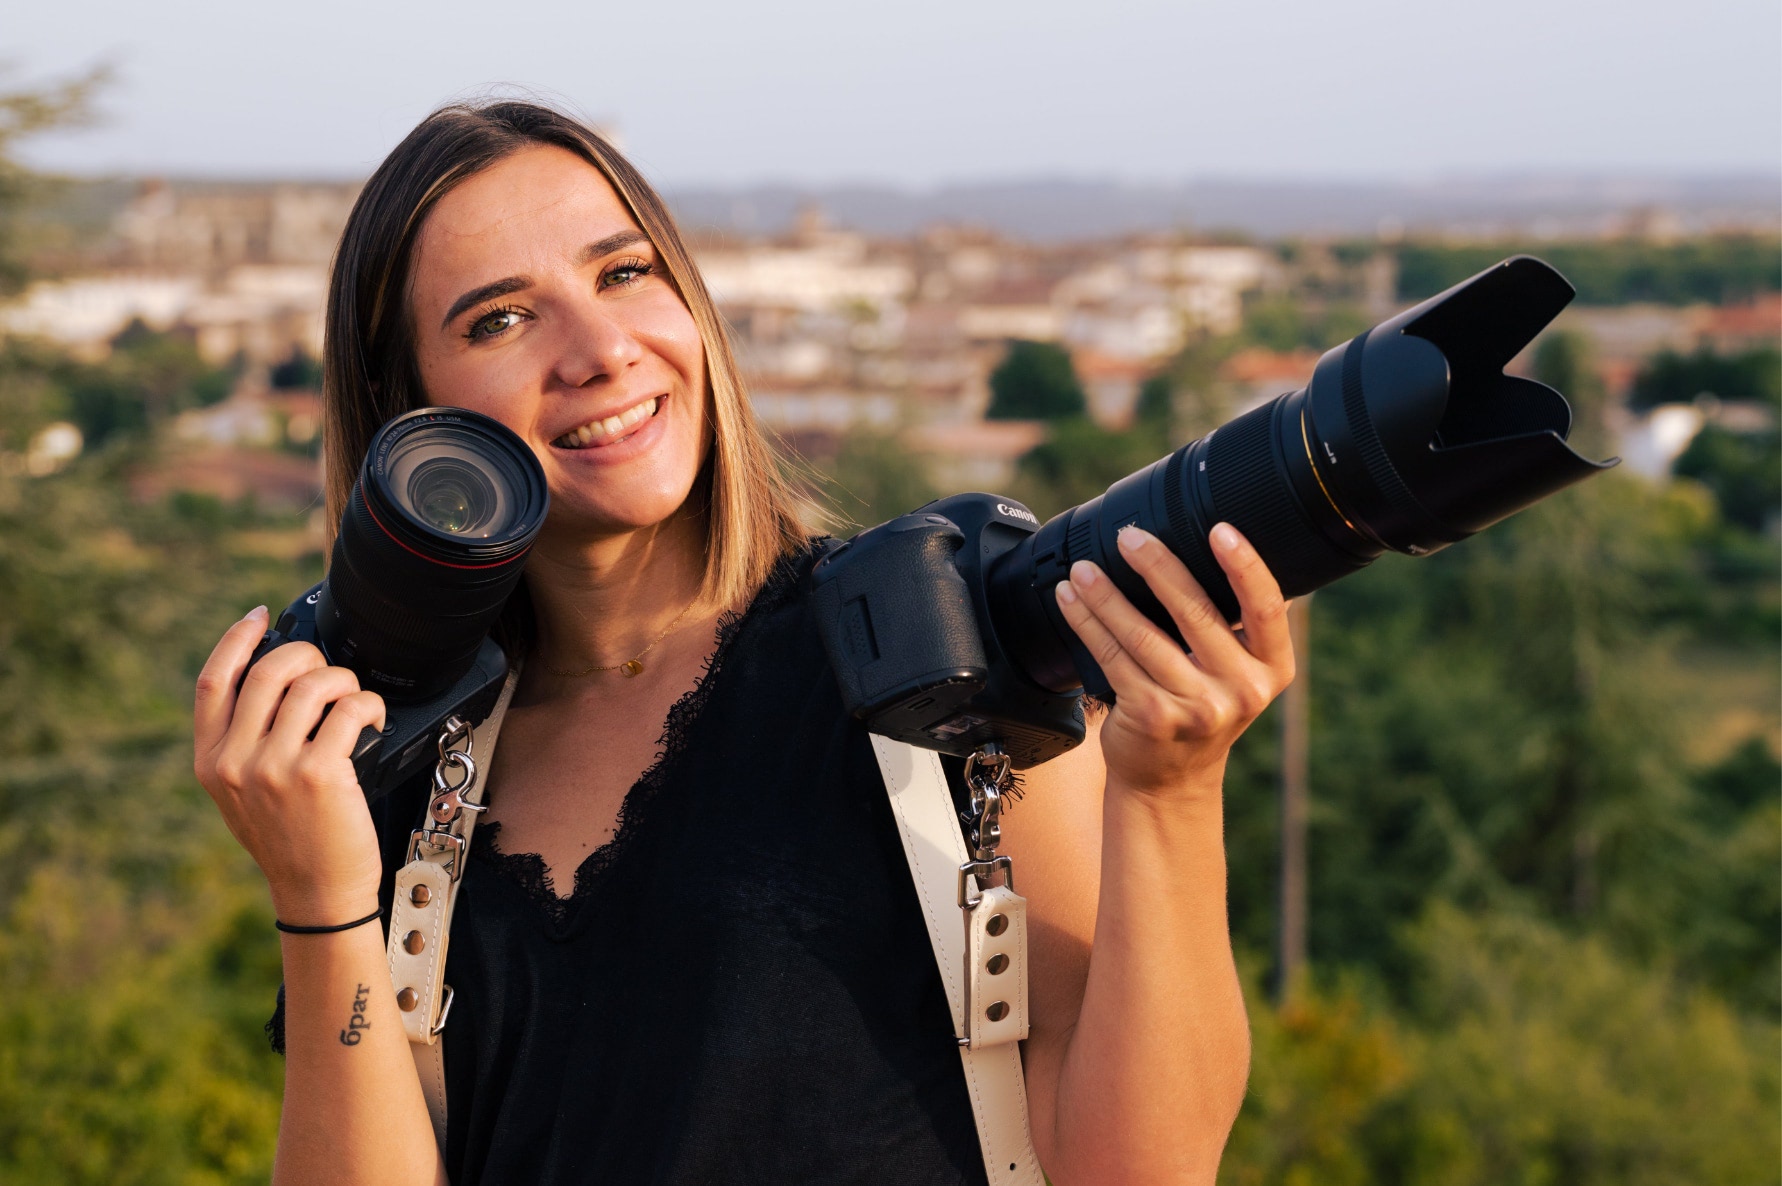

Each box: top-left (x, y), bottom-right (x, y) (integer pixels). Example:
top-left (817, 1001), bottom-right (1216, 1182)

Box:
top-left (467, 308), bottom-right (522, 341)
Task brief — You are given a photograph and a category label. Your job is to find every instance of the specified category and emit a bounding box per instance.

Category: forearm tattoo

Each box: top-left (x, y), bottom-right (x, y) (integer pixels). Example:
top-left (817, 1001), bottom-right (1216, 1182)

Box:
top-left (339, 982), bottom-right (372, 1046)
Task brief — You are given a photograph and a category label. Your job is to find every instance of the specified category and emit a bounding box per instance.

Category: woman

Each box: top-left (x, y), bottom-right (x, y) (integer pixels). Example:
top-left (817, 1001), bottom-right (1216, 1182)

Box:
top-left (193, 100), bottom-right (1294, 1186)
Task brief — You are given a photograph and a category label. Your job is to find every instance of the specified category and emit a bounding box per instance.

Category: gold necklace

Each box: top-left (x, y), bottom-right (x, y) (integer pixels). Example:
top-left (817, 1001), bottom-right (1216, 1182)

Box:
top-left (545, 599), bottom-right (699, 678)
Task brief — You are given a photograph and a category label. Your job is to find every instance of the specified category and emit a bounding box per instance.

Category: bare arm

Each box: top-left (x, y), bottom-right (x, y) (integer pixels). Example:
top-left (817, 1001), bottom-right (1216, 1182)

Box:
top-left (1008, 523), bottom-right (1295, 1185)
top-left (194, 609), bottom-right (446, 1185)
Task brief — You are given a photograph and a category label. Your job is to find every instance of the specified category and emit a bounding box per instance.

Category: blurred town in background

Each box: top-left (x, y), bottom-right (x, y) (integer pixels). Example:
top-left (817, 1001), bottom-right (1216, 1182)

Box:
top-left (0, 78), bottom-right (1777, 1185)
top-left (4, 170), bottom-right (1777, 530)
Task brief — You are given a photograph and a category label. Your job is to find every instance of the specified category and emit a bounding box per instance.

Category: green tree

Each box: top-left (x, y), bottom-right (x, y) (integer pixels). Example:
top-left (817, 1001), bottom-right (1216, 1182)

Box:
top-left (1240, 296), bottom-right (1369, 354)
top-left (1010, 419), bottom-right (1168, 519)
top-left (0, 66), bottom-right (107, 295)
top-left (820, 428), bottom-right (939, 529)
top-left (986, 339), bottom-right (1086, 421)
top-left (269, 346), bottom-right (323, 392)
top-left (1629, 346), bottom-right (1781, 411)
top-left (0, 461), bottom-right (313, 1182)
top-left (1674, 424), bottom-right (1782, 534)
top-left (1530, 329), bottom-right (1608, 456)
top-left (1396, 238), bottom-right (1782, 306)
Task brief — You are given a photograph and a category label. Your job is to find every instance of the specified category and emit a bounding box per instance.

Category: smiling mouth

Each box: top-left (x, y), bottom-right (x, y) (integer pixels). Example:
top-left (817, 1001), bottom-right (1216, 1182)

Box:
top-left (551, 396), bottom-right (663, 449)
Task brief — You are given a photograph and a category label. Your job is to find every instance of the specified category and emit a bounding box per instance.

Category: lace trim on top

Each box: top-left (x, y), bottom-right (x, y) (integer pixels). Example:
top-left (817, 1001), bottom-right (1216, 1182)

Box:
top-left (472, 552), bottom-right (807, 927)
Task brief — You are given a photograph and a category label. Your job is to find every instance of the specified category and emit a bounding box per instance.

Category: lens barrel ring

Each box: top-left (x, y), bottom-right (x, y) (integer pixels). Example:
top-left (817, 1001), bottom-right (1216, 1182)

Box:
top-left (1203, 401), bottom-right (1369, 609)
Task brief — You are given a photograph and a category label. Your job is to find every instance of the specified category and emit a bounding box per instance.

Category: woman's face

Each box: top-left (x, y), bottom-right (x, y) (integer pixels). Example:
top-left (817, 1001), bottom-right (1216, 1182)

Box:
top-left (408, 144), bottom-right (708, 542)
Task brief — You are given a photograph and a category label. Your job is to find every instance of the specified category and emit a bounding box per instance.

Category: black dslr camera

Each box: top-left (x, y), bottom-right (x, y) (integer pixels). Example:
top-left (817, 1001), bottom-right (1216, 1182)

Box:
top-left (812, 257), bottom-right (1617, 767)
top-left (248, 407), bottom-right (549, 801)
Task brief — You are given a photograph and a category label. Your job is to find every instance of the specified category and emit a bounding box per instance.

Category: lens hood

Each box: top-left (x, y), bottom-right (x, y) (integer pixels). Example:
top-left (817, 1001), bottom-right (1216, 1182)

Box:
top-left (1301, 256), bottom-right (1618, 556)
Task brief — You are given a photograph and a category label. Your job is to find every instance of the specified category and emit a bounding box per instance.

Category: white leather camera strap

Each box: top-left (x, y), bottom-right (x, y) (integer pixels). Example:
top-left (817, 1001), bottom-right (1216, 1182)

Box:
top-left (385, 672), bottom-right (1040, 1185)
top-left (386, 667), bottom-right (518, 1150)
top-left (870, 735), bottom-right (1045, 1186)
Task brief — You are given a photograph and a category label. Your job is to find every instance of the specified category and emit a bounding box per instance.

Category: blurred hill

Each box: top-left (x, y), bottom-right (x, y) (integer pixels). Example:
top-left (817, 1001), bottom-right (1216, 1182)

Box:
top-left (665, 172), bottom-right (1781, 242)
top-left (15, 172), bottom-right (1781, 262)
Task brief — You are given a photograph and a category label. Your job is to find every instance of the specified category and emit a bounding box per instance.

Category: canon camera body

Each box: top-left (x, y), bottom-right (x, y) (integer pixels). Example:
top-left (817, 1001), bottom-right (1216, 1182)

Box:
top-left (813, 256), bottom-right (1618, 766)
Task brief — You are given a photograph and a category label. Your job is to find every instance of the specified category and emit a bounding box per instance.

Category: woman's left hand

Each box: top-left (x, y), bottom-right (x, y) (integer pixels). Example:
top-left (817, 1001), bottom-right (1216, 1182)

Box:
top-left (1053, 521), bottom-right (1295, 799)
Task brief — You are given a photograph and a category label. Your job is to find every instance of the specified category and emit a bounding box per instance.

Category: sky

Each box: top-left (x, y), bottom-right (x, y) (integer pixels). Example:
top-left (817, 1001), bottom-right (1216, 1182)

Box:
top-left (9, 0), bottom-right (1781, 187)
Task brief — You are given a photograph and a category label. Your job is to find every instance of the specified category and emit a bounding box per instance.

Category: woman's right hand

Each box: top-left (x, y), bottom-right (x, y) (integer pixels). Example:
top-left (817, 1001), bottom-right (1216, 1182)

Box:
top-left (194, 605), bottom-right (388, 926)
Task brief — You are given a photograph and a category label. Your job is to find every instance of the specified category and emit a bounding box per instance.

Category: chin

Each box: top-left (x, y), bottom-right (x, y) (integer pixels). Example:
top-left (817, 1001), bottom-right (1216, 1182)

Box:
top-left (543, 486), bottom-right (701, 540)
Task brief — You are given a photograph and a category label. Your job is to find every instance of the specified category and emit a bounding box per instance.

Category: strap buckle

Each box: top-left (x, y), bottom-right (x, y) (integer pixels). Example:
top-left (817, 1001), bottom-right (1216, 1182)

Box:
top-left (958, 855), bottom-right (1014, 909)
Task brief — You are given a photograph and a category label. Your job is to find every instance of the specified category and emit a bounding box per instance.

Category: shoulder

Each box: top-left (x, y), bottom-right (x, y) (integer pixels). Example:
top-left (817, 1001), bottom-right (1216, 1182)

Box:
top-left (725, 536), bottom-right (833, 642)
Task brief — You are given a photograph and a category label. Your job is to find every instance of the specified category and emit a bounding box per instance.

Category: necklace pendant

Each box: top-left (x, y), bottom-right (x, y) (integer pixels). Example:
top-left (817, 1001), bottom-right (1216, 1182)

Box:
top-left (620, 659), bottom-right (645, 677)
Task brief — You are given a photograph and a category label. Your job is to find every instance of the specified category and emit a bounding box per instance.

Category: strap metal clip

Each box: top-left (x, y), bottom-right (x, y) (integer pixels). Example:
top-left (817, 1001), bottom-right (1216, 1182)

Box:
top-left (408, 715), bottom-right (484, 884)
top-left (958, 744), bottom-right (1014, 907)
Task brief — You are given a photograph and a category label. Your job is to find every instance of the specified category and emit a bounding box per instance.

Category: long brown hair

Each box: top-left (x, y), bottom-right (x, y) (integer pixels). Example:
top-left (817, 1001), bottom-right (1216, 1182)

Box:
top-left (320, 99), bottom-right (806, 617)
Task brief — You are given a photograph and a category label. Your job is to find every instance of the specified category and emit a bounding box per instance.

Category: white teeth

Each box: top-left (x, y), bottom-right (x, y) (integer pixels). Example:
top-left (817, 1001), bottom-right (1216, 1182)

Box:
top-left (555, 397), bottom-right (661, 448)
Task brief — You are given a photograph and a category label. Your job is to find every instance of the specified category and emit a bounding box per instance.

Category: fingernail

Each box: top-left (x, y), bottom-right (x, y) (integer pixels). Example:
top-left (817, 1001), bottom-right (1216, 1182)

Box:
top-left (243, 605), bottom-right (268, 622)
top-left (1055, 580), bottom-right (1078, 606)
top-left (1212, 523), bottom-right (1240, 551)
top-left (1117, 524), bottom-right (1155, 552)
top-left (1070, 560), bottom-right (1099, 586)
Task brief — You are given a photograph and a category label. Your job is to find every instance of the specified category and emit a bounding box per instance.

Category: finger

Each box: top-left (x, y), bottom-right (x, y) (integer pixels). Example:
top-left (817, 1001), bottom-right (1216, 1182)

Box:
top-left (1209, 523), bottom-right (1294, 675)
top-left (1114, 526), bottom-right (1253, 674)
top-left (1055, 578), bottom-right (1160, 699)
top-left (311, 689), bottom-right (387, 762)
top-left (231, 641), bottom-right (330, 742)
top-left (1063, 561), bottom-right (1202, 696)
top-left (193, 606), bottom-right (270, 755)
top-left (265, 666), bottom-right (366, 757)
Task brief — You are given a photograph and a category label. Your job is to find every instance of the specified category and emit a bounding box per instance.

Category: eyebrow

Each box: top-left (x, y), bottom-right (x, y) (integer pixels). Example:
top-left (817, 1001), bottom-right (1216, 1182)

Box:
top-left (438, 230), bottom-right (653, 332)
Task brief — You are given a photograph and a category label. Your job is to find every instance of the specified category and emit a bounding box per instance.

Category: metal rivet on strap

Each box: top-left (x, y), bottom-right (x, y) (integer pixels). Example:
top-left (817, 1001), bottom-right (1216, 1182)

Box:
top-left (397, 987), bottom-right (419, 1012)
top-left (986, 1001), bottom-right (1009, 1022)
top-left (986, 913), bottom-right (1008, 937)
top-left (403, 930), bottom-right (425, 955)
top-left (410, 885), bottom-right (432, 907)
top-left (987, 953), bottom-right (1009, 975)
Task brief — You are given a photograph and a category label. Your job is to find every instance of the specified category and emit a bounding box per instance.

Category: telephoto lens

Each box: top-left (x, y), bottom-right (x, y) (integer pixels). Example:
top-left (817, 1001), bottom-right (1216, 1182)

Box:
top-left (988, 256), bottom-right (1618, 698)
top-left (318, 407), bottom-right (549, 702)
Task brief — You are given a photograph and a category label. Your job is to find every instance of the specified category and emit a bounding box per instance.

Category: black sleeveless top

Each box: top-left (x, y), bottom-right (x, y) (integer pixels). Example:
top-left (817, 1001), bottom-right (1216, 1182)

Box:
top-left (332, 546), bottom-right (988, 1184)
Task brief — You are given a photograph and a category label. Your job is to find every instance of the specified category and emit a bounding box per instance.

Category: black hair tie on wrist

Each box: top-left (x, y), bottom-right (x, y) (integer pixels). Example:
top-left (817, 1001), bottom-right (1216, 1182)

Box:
top-left (275, 906), bottom-right (384, 934)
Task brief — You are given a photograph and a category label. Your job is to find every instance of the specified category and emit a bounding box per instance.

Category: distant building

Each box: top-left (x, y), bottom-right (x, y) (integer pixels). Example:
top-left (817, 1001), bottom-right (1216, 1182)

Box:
top-left (115, 179), bottom-right (360, 273)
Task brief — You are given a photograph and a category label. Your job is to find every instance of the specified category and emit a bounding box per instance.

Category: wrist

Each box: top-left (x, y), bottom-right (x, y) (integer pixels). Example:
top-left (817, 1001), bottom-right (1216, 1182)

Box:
top-left (267, 883), bottom-right (382, 930)
top-left (1105, 757), bottom-right (1227, 814)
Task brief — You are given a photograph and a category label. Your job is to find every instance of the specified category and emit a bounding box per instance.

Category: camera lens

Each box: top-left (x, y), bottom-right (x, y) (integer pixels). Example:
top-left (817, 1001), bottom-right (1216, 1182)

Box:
top-left (316, 408), bottom-right (549, 702)
top-left (410, 460), bottom-right (492, 535)
top-left (987, 257), bottom-right (1616, 698)
top-left (405, 455), bottom-right (498, 535)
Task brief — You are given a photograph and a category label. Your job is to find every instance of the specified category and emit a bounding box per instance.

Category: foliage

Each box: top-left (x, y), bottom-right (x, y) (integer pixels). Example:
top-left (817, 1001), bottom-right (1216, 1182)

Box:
top-left (0, 451), bottom-right (318, 1182)
top-left (1238, 296), bottom-right (1370, 354)
top-left (1529, 330), bottom-right (1609, 455)
top-left (1630, 346), bottom-right (1782, 411)
top-left (1222, 474), bottom-right (1779, 1002)
top-left (0, 323), bottom-right (237, 451)
top-left (1134, 372), bottom-right (1172, 427)
top-left (1008, 419), bottom-right (1168, 519)
top-left (1674, 424), bottom-right (1782, 534)
top-left (1225, 906), bottom-right (1781, 1186)
top-left (1395, 237), bottom-right (1782, 306)
top-left (269, 347), bottom-right (323, 392)
top-left (817, 428), bottom-right (940, 529)
top-left (986, 339), bottom-right (1087, 421)
top-left (0, 66), bottom-right (109, 296)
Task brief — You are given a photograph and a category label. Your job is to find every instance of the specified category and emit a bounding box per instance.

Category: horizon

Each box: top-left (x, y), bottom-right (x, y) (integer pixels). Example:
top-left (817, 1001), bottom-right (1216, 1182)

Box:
top-left (12, 0), bottom-right (1779, 186)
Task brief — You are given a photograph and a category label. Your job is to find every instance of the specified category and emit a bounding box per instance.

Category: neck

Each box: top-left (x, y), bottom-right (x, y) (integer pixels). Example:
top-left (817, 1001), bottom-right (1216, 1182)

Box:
top-left (522, 506), bottom-right (709, 672)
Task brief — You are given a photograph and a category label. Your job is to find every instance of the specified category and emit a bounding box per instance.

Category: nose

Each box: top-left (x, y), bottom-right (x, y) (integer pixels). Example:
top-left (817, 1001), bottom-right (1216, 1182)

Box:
top-left (551, 292), bottom-right (645, 390)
